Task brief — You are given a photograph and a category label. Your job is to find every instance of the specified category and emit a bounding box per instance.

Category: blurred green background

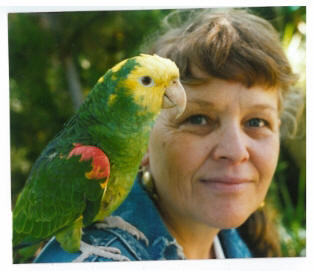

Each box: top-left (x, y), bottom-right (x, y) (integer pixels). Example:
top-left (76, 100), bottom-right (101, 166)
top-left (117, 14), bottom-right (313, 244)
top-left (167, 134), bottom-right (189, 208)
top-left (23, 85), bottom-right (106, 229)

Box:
top-left (9, 6), bottom-right (306, 259)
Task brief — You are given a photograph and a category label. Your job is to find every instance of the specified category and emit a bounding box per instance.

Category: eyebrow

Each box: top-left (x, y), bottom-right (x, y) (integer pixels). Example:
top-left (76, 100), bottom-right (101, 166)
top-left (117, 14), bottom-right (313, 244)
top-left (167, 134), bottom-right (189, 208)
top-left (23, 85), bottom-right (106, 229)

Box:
top-left (247, 104), bottom-right (278, 112)
top-left (187, 99), bottom-right (216, 107)
top-left (188, 99), bottom-right (278, 112)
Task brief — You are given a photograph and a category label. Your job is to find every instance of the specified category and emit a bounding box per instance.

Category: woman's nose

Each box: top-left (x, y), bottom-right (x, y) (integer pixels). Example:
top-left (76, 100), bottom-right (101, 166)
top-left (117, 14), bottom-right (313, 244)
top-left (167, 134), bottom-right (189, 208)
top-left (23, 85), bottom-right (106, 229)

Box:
top-left (211, 122), bottom-right (250, 164)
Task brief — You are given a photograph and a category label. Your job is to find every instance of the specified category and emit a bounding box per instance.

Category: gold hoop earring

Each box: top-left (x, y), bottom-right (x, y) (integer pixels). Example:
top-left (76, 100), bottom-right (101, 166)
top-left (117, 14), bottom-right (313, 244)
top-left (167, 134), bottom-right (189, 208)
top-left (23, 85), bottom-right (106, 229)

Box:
top-left (140, 168), bottom-right (158, 201)
top-left (142, 170), bottom-right (152, 185)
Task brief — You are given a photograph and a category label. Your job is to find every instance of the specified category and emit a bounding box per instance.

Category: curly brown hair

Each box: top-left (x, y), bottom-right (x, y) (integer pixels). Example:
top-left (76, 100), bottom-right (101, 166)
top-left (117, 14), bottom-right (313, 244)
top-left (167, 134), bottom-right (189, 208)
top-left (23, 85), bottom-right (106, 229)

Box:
top-left (143, 8), bottom-right (302, 257)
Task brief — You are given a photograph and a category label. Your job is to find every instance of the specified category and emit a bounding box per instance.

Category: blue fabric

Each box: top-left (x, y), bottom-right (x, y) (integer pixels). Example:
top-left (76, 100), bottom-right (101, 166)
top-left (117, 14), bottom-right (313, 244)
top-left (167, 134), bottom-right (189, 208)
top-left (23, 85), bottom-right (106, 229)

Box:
top-left (34, 178), bottom-right (252, 263)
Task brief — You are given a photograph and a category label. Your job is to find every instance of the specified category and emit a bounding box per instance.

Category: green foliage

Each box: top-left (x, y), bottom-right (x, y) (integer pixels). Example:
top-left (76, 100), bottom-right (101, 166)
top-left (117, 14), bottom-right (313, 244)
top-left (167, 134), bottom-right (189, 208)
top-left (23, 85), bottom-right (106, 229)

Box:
top-left (268, 152), bottom-right (306, 256)
top-left (9, 7), bottom-right (306, 259)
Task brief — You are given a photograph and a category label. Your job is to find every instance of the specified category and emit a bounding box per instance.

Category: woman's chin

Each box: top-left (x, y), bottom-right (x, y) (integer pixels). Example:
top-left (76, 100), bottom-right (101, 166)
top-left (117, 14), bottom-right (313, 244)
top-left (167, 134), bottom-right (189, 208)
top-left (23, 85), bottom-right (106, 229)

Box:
top-left (200, 206), bottom-right (255, 229)
top-left (217, 217), bottom-right (249, 229)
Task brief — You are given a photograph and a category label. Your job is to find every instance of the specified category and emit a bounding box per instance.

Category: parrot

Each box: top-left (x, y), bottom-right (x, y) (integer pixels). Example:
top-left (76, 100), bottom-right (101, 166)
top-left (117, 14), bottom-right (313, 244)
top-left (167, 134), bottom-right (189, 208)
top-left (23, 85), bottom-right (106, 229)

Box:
top-left (12, 54), bottom-right (186, 260)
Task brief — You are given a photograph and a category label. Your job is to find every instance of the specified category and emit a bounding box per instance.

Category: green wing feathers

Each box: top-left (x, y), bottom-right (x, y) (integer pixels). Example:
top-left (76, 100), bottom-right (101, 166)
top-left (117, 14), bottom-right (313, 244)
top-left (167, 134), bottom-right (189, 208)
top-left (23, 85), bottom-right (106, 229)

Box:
top-left (13, 144), bottom-right (106, 248)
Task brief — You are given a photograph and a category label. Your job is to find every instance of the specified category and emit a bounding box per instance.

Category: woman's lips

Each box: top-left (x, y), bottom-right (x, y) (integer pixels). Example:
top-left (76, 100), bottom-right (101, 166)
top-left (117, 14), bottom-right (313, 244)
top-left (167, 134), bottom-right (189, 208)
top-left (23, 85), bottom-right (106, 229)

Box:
top-left (199, 177), bottom-right (254, 193)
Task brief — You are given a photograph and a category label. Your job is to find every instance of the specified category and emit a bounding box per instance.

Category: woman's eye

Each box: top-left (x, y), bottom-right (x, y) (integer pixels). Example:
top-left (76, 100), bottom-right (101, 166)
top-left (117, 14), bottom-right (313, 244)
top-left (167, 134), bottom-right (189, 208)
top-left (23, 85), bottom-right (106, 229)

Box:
top-left (246, 118), bottom-right (268, 128)
top-left (178, 114), bottom-right (214, 135)
top-left (185, 115), bottom-right (208, 125)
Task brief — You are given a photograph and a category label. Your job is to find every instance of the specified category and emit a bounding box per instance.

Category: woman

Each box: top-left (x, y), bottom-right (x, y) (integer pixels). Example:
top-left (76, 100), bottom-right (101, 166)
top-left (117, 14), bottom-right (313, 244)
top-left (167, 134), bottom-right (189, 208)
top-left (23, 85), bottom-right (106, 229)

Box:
top-left (34, 8), bottom-right (301, 262)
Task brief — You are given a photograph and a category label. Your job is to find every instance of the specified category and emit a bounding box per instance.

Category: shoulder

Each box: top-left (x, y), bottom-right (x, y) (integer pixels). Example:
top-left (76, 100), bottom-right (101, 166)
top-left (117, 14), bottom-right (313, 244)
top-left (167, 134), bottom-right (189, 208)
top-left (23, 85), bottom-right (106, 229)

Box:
top-left (34, 225), bottom-right (150, 263)
top-left (34, 226), bottom-right (252, 262)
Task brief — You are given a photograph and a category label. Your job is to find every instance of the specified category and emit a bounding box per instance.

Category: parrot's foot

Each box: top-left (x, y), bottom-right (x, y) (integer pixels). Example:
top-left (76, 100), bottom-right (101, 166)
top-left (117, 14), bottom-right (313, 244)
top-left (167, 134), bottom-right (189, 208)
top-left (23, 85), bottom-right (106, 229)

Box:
top-left (95, 216), bottom-right (149, 246)
top-left (73, 241), bottom-right (130, 262)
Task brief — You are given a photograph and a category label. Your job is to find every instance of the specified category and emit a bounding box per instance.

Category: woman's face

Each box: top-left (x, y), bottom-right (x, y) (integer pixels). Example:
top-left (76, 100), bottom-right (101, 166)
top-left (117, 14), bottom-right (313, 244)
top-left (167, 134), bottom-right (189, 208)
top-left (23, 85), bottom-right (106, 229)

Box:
top-left (148, 75), bottom-right (280, 229)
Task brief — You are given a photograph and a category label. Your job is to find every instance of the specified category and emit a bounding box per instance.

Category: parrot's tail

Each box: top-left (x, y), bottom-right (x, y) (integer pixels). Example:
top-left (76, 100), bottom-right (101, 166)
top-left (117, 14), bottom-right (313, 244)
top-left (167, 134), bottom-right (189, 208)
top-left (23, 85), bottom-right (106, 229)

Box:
top-left (13, 242), bottom-right (43, 264)
top-left (13, 231), bottom-right (43, 263)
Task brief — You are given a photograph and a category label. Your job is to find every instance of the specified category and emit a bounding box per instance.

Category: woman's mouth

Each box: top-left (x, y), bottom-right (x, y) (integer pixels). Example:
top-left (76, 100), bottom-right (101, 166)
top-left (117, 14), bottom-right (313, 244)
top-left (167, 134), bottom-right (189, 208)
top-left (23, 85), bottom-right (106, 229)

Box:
top-left (199, 177), bottom-right (254, 193)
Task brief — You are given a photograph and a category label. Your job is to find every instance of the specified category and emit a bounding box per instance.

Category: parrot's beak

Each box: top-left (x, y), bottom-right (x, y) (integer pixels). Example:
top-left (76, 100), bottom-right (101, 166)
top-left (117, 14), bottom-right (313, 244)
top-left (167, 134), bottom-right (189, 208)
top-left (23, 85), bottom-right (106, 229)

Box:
top-left (163, 78), bottom-right (186, 118)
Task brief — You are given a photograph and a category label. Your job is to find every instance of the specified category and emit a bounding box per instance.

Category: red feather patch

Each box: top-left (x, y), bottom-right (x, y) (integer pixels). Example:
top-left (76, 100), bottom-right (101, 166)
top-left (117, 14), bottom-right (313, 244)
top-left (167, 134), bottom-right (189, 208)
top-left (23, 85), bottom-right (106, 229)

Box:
top-left (68, 143), bottom-right (110, 182)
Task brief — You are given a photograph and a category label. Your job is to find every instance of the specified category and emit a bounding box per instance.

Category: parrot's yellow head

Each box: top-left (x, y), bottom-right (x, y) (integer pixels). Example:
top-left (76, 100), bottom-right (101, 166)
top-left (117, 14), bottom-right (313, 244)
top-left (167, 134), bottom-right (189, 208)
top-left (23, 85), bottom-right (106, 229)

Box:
top-left (110, 54), bottom-right (186, 118)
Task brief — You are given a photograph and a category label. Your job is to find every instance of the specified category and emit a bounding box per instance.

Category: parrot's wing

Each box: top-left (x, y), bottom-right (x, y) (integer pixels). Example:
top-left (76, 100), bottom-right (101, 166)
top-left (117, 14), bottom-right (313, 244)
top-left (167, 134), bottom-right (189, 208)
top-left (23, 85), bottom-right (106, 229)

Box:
top-left (13, 143), bottom-right (110, 247)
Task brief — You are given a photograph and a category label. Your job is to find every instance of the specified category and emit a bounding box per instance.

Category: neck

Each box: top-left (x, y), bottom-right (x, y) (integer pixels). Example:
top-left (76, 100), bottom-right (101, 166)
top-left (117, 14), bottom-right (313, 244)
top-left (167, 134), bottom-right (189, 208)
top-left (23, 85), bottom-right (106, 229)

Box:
top-left (76, 94), bottom-right (156, 152)
top-left (67, 89), bottom-right (157, 175)
top-left (158, 204), bottom-right (220, 259)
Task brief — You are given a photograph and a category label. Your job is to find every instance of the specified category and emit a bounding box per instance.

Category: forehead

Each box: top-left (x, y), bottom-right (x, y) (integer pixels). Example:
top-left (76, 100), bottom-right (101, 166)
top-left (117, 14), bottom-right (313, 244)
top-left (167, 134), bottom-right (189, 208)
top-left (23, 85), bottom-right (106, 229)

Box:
top-left (183, 77), bottom-right (279, 112)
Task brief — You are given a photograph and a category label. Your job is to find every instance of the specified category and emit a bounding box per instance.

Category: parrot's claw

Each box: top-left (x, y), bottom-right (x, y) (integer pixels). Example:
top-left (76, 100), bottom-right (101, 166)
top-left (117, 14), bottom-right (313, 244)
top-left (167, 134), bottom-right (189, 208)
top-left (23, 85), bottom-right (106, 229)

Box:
top-left (73, 241), bottom-right (130, 262)
top-left (95, 216), bottom-right (149, 246)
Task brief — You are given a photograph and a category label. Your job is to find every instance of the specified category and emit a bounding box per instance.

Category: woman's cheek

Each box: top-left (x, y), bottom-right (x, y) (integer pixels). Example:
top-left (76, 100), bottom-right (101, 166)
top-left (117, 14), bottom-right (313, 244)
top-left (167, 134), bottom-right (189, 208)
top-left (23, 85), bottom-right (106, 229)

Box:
top-left (253, 136), bottom-right (280, 190)
top-left (265, 135), bottom-right (280, 169)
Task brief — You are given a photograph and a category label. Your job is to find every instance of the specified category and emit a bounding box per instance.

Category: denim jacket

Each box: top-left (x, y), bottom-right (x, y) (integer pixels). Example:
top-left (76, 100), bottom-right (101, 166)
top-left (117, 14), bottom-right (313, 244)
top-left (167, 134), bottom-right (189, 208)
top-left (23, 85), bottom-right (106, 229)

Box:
top-left (34, 178), bottom-right (252, 262)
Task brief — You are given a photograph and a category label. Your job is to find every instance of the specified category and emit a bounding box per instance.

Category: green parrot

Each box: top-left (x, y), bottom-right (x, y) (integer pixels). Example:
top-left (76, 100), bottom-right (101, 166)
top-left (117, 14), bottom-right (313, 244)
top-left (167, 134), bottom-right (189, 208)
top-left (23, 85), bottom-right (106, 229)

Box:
top-left (12, 54), bottom-right (186, 258)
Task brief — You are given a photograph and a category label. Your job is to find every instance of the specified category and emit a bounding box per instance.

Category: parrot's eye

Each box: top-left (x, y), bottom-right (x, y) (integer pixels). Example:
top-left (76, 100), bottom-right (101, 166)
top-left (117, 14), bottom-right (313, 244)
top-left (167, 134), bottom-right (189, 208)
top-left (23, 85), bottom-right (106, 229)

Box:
top-left (139, 76), bottom-right (154, 87)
